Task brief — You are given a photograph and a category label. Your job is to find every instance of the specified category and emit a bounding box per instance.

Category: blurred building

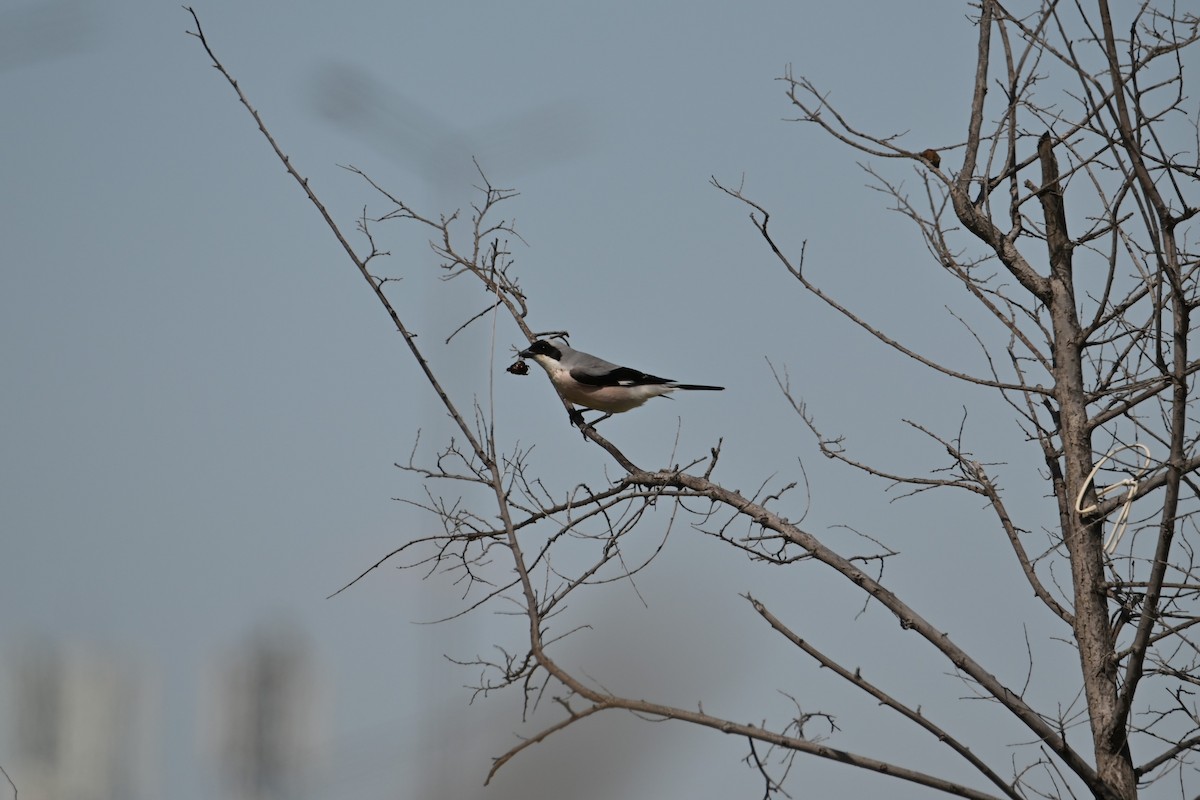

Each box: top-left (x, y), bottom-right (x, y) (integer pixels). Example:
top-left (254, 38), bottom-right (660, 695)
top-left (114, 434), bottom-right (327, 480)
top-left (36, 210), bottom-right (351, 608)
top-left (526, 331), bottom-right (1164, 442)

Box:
top-left (4, 642), bottom-right (158, 800)
top-left (2, 627), bottom-right (324, 800)
top-left (206, 627), bottom-right (323, 800)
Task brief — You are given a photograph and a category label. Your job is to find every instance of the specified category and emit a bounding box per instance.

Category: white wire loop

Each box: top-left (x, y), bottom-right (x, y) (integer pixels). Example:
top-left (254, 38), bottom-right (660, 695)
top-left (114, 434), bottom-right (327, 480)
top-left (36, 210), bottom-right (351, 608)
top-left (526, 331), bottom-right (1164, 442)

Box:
top-left (1074, 443), bottom-right (1152, 554)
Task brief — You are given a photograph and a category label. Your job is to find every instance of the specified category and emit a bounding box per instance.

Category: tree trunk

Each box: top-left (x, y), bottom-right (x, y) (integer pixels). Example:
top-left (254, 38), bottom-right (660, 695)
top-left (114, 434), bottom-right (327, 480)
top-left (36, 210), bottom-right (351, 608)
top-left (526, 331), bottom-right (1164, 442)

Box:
top-left (1037, 132), bottom-right (1136, 800)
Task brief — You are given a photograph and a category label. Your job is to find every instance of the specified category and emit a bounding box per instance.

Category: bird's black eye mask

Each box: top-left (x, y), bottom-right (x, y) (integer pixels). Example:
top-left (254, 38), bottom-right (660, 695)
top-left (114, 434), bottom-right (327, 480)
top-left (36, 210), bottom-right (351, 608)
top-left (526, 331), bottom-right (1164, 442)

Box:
top-left (522, 340), bottom-right (562, 359)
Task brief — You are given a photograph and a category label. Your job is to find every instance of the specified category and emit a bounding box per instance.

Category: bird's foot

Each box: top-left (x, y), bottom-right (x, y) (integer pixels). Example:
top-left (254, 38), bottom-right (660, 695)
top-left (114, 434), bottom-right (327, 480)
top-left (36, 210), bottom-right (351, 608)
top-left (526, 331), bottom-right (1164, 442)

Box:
top-left (569, 409), bottom-right (611, 437)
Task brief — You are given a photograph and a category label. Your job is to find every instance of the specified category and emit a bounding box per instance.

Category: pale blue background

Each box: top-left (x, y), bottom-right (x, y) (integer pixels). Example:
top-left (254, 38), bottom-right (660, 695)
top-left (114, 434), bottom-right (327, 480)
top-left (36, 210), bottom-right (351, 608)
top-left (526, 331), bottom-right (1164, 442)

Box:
top-left (2, 2), bottom-right (1170, 799)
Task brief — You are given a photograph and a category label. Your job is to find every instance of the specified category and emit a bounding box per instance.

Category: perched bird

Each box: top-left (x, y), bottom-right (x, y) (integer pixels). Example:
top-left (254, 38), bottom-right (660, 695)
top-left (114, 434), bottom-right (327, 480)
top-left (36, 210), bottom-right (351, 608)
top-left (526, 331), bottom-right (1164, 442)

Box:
top-left (919, 148), bottom-right (941, 168)
top-left (518, 338), bottom-right (724, 425)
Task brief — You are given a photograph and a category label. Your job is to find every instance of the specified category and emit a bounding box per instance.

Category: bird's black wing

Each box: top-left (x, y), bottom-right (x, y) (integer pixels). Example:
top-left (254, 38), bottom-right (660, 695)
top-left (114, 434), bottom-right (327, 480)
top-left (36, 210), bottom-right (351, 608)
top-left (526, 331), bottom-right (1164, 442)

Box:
top-left (570, 366), bottom-right (674, 387)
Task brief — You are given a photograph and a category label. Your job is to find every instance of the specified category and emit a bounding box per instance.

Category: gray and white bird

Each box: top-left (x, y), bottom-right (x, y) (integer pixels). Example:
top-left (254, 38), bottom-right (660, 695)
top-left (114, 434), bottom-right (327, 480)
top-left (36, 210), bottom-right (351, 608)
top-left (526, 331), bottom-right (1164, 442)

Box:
top-left (518, 338), bottom-right (724, 424)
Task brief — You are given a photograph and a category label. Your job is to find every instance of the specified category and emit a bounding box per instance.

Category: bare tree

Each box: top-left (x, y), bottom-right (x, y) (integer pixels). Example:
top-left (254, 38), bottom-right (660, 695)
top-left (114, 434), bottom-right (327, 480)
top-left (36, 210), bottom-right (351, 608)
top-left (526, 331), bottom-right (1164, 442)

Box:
top-left (186, 2), bottom-right (1200, 798)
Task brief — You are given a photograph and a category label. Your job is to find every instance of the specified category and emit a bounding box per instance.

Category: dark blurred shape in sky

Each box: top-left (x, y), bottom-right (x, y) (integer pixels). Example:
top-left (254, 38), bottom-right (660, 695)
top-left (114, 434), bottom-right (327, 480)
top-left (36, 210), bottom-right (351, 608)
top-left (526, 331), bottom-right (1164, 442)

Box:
top-left (309, 60), bottom-right (594, 192)
top-left (0, 1), bottom-right (100, 72)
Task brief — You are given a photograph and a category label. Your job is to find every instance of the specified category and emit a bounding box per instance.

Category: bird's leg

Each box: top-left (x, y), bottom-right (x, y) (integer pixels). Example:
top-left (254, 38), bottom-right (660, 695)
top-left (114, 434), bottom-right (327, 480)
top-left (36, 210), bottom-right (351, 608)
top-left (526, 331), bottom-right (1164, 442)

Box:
top-left (581, 412), bottom-right (613, 434)
top-left (568, 407), bottom-right (612, 436)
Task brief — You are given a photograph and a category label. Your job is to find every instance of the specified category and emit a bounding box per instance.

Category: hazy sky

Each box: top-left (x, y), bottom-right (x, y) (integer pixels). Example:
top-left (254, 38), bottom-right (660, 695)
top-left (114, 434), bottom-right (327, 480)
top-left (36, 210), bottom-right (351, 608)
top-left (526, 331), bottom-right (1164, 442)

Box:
top-left (4, 3), bottom-right (1186, 799)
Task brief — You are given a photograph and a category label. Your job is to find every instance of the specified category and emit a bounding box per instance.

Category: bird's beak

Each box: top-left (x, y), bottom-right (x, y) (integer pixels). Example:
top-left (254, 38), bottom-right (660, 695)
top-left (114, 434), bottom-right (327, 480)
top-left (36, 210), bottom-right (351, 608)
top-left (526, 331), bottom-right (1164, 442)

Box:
top-left (518, 347), bottom-right (534, 358)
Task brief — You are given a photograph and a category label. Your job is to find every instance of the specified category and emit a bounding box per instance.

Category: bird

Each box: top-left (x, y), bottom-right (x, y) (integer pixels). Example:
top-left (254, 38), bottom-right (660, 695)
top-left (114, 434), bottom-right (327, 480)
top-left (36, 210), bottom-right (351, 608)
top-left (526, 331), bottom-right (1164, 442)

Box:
top-left (518, 338), bottom-right (724, 426)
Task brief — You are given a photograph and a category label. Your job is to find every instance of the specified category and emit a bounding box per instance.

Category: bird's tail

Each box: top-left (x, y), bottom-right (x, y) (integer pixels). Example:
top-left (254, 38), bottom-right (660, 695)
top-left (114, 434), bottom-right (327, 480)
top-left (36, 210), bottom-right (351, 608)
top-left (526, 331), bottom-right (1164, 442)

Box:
top-left (673, 384), bottom-right (725, 391)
